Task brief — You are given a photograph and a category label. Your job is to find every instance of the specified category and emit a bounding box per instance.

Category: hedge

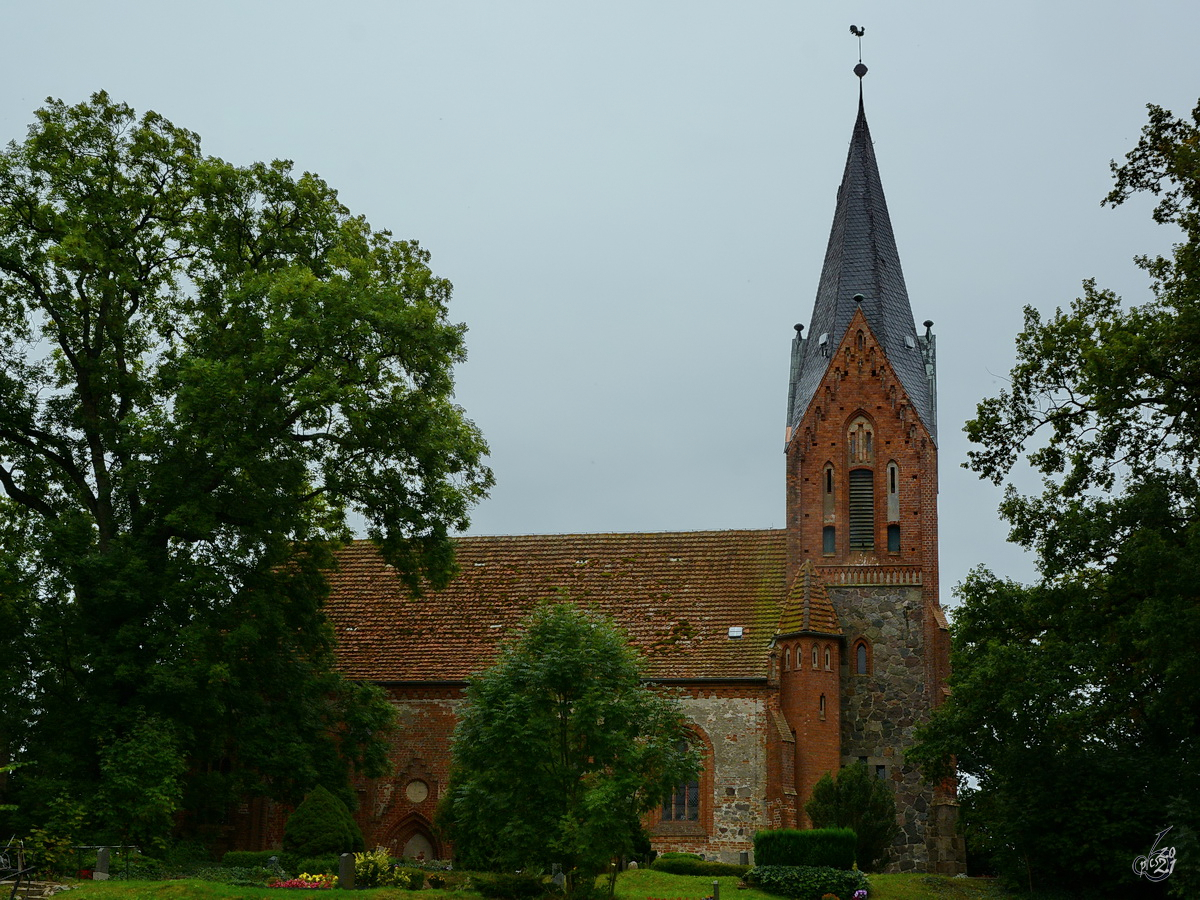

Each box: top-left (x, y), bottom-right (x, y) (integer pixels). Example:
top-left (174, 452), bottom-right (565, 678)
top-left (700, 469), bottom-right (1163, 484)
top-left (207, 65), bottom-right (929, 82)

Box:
top-left (650, 856), bottom-right (750, 877)
top-left (744, 864), bottom-right (868, 900)
top-left (753, 828), bottom-right (857, 870)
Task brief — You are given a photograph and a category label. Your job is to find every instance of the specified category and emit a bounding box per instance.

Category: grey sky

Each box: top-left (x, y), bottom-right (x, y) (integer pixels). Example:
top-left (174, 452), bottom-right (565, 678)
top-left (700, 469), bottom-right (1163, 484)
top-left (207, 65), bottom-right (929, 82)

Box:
top-left (4, 2), bottom-right (1197, 606)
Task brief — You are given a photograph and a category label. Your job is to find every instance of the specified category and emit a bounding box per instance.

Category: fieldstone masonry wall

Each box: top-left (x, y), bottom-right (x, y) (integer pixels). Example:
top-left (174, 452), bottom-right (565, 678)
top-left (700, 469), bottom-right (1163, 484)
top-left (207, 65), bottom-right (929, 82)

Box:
top-left (833, 583), bottom-right (936, 872)
top-left (650, 690), bottom-right (770, 864)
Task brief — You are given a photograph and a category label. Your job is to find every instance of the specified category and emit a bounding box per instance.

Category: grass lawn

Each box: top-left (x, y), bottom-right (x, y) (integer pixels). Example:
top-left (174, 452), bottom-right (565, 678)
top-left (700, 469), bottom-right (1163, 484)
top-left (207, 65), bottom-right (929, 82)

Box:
top-left (61, 869), bottom-right (1018, 900)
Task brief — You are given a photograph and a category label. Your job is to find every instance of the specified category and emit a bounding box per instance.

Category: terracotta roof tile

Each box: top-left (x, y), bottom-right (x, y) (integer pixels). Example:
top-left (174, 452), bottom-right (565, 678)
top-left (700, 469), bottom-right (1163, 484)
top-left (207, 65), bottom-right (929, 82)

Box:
top-left (776, 559), bottom-right (841, 637)
top-left (325, 530), bottom-right (787, 682)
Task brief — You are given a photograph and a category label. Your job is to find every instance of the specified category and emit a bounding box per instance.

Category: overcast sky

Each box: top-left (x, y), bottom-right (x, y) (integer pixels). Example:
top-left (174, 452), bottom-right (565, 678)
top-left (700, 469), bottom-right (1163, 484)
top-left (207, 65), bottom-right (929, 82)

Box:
top-left (4, 2), bottom-right (1198, 608)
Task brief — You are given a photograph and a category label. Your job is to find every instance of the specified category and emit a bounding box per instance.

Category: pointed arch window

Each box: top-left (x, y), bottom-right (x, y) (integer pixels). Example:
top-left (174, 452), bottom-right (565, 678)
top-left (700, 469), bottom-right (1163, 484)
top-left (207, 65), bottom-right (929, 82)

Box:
top-left (661, 740), bottom-right (699, 822)
top-left (785, 647), bottom-right (791, 671)
top-left (824, 645), bottom-right (832, 671)
top-left (848, 417), bottom-right (874, 465)
top-left (854, 638), bottom-right (872, 675)
top-left (812, 644), bottom-right (819, 669)
top-left (819, 693), bottom-right (827, 720)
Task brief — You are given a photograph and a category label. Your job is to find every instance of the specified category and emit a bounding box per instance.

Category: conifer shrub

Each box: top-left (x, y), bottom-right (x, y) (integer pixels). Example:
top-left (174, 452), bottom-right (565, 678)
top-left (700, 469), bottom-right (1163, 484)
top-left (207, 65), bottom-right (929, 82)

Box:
top-left (753, 828), bottom-right (857, 869)
top-left (743, 864), bottom-right (868, 900)
top-left (282, 785), bottom-right (365, 857)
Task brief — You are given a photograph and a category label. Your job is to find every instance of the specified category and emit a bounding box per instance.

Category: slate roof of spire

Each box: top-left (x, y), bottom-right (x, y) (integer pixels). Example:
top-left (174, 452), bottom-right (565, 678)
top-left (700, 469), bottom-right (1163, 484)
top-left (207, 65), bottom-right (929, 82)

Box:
top-left (787, 94), bottom-right (935, 439)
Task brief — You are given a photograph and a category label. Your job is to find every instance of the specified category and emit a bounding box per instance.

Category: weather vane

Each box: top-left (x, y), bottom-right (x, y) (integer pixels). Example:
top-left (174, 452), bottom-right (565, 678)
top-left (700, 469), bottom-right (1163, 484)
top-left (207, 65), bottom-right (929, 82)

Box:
top-left (849, 25), bottom-right (867, 80)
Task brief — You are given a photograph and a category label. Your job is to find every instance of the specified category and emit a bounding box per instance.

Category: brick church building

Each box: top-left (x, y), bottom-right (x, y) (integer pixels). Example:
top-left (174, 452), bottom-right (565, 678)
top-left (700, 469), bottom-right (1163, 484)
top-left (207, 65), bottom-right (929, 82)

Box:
top-left (283, 76), bottom-right (965, 873)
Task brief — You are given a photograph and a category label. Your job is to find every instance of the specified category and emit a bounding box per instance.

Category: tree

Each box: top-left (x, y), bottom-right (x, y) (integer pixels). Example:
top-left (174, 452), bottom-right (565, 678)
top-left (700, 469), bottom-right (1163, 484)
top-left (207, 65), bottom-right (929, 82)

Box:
top-left (0, 93), bottom-right (492, 841)
top-left (911, 100), bottom-right (1200, 898)
top-left (438, 601), bottom-right (700, 899)
top-left (804, 762), bottom-right (899, 872)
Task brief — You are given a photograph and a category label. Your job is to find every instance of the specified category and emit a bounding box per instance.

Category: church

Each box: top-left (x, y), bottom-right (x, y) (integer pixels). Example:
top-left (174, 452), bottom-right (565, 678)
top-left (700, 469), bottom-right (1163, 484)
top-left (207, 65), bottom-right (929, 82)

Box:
top-left (296, 71), bottom-right (966, 874)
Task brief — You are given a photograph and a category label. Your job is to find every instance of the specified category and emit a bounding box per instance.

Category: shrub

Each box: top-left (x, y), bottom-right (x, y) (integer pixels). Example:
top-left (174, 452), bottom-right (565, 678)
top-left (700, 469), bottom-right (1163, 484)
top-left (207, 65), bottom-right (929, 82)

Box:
top-left (473, 872), bottom-right (550, 899)
top-left (753, 829), bottom-right (857, 870)
top-left (193, 865), bottom-right (277, 886)
top-left (223, 850), bottom-right (285, 869)
top-left (282, 786), bottom-right (365, 857)
top-left (649, 855), bottom-right (749, 877)
top-left (744, 864), bottom-right (868, 900)
top-left (296, 854), bottom-right (340, 877)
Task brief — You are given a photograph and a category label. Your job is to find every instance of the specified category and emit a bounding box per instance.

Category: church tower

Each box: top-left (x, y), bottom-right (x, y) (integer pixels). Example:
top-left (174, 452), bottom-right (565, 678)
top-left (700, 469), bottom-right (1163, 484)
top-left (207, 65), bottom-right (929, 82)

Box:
top-left (776, 66), bottom-right (964, 872)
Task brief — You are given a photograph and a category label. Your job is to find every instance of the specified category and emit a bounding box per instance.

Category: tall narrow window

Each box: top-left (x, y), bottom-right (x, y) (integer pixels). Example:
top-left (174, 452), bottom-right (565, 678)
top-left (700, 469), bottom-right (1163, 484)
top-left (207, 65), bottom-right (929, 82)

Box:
top-left (819, 694), bottom-right (826, 719)
top-left (823, 464), bottom-right (835, 518)
top-left (849, 469), bottom-right (874, 549)
top-left (824, 646), bottom-right (832, 670)
top-left (887, 523), bottom-right (901, 552)
top-left (822, 525), bottom-right (836, 555)
top-left (887, 462), bottom-right (900, 521)
top-left (855, 640), bottom-right (870, 675)
top-left (812, 644), bottom-right (819, 669)
top-left (661, 740), bottom-right (699, 822)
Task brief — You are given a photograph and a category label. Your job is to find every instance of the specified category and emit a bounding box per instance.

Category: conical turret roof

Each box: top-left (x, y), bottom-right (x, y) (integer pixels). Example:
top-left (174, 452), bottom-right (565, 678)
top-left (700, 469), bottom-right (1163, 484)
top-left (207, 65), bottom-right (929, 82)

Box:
top-left (777, 559), bottom-right (841, 637)
top-left (787, 94), bottom-right (935, 439)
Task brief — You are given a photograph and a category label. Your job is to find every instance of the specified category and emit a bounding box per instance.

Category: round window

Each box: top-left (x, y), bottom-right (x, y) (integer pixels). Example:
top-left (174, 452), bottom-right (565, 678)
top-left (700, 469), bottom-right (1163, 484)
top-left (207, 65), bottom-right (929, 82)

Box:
top-left (405, 779), bottom-right (429, 804)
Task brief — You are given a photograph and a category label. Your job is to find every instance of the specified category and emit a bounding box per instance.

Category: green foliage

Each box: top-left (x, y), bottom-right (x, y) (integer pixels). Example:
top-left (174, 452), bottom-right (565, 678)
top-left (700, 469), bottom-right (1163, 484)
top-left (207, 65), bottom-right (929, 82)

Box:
top-left (0, 91), bottom-right (491, 837)
top-left (220, 850), bottom-right (283, 869)
top-left (293, 854), bottom-right (340, 877)
top-left (23, 794), bottom-right (86, 876)
top-left (912, 98), bottom-right (1200, 897)
top-left (351, 848), bottom-right (424, 889)
top-left (753, 828), bottom-right (857, 871)
top-left (473, 872), bottom-right (551, 899)
top-left (439, 601), bottom-right (700, 900)
top-left (648, 855), bottom-right (749, 876)
top-left (804, 764), bottom-right (898, 872)
top-left (744, 864), bottom-right (869, 900)
top-left (94, 715), bottom-right (186, 852)
top-left (353, 848), bottom-right (393, 888)
top-left (282, 785), bottom-right (364, 857)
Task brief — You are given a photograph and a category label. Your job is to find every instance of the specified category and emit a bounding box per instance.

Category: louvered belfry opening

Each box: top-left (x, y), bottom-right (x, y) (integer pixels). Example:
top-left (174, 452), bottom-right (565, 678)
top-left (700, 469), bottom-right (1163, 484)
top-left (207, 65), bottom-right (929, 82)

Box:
top-left (848, 468), bottom-right (874, 549)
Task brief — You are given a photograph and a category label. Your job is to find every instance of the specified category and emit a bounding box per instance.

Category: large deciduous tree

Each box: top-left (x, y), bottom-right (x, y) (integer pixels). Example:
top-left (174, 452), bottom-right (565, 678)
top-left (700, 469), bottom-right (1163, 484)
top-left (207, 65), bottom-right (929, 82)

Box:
top-left (438, 601), bottom-right (700, 899)
top-left (911, 100), bottom-right (1200, 898)
top-left (0, 93), bottom-right (492, 845)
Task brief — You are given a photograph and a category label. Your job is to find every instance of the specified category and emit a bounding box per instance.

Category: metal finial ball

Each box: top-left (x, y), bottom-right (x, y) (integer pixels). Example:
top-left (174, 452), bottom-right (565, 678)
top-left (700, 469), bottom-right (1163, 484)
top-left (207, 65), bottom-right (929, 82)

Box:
top-left (854, 63), bottom-right (868, 80)
top-left (794, 323), bottom-right (804, 334)
top-left (853, 293), bottom-right (865, 303)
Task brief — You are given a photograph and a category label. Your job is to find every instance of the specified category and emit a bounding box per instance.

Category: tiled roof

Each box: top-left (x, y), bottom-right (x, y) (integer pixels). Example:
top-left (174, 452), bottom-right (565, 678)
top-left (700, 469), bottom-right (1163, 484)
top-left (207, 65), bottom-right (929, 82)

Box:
top-left (787, 95), bottom-right (935, 441)
top-left (325, 530), bottom-right (788, 683)
top-left (776, 559), bottom-right (841, 637)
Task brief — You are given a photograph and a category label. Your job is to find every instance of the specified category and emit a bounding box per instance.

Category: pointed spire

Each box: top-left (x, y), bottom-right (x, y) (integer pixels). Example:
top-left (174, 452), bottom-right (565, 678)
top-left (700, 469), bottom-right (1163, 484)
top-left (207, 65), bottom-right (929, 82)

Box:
top-left (777, 560), bottom-right (841, 637)
top-left (786, 81), bottom-right (936, 441)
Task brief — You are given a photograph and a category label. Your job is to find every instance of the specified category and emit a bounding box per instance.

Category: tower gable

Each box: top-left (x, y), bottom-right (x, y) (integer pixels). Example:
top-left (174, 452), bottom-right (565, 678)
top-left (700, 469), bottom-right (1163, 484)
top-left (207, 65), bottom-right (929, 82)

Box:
top-left (785, 308), bottom-right (937, 584)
